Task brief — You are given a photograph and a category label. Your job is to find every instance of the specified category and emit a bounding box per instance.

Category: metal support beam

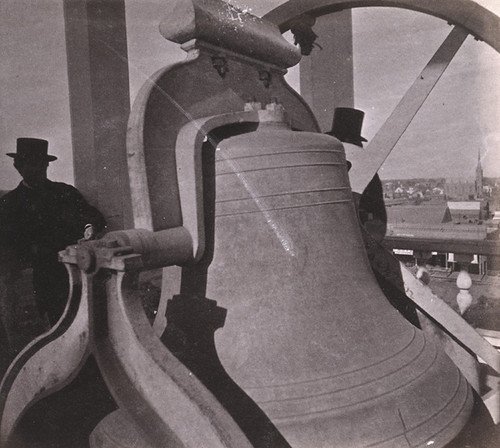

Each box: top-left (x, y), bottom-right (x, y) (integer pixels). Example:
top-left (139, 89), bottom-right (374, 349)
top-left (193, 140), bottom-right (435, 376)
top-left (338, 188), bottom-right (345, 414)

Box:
top-left (299, 11), bottom-right (354, 131)
top-left (264, 0), bottom-right (500, 54)
top-left (347, 25), bottom-right (469, 193)
top-left (400, 263), bottom-right (500, 375)
top-left (63, 0), bottom-right (132, 230)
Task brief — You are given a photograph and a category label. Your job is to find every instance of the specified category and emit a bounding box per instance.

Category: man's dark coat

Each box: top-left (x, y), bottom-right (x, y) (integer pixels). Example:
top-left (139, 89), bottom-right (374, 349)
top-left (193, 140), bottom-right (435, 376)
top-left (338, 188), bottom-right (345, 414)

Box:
top-left (0, 180), bottom-right (105, 324)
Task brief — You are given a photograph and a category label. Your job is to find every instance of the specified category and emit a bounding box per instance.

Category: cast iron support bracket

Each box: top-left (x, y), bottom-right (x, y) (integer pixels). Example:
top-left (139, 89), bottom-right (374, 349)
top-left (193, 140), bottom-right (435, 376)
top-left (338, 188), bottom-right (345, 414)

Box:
top-left (0, 235), bottom-right (256, 447)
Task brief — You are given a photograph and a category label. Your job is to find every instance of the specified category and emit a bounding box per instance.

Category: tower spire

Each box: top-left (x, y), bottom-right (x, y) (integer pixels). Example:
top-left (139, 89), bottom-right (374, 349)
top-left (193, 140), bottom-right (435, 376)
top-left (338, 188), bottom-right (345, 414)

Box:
top-left (476, 148), bottom-right (483, 198)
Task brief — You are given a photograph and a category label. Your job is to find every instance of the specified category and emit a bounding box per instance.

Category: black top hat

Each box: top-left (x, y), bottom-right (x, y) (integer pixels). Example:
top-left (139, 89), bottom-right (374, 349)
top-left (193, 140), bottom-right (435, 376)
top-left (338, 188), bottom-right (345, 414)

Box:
top-left (7, 138), bottom-right (57, 161)
top-left (326, 107), bottom-right (367, 147)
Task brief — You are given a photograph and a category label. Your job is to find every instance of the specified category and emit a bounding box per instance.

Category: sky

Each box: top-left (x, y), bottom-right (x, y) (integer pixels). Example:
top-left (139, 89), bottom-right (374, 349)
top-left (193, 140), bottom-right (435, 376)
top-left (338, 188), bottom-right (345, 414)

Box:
top-left (1, 0), bottom-right (499, 189)
top-left (352, 6), bottom-right (500, 181)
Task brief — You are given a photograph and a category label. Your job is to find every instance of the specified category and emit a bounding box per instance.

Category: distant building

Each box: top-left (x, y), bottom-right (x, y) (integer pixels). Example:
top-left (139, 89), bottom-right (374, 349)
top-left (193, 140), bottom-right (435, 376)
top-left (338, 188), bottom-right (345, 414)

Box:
top-left (475, 148), bottom-right (484, 197)
top-left (444, 148), bottom-right (484, 200)
top-left (387, 222), bottom-right (487, 241)
top-left (447, 201), bottom-right (482, 224)
top-left (386, 220), bottom-right (490, 274)
top-left (394, 186), bottom-right (405, 197)
top-left (385, 200), bottom-right (497, 275)
top-left (383, 182), bottom-right (394, 199)
top-left (444, 179), bottom-right (476, 200)
top-left (387, 203), bottom-right (451, 224)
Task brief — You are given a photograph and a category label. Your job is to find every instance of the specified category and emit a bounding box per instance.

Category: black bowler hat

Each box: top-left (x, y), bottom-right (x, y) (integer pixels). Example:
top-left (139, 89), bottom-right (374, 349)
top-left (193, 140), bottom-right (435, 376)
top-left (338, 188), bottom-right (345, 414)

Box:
top-left (326, 107), bottom-right (367, 147)
top-left (7, 138), bottom-right (57, 161)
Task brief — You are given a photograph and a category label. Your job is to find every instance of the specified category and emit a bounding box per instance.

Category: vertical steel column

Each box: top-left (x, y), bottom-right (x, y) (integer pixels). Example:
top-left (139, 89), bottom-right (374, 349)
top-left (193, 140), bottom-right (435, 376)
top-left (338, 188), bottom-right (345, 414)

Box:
top-left (63, 0), bottom-right (132, 230)
top-left (299, 10), bottom-right (354, 132)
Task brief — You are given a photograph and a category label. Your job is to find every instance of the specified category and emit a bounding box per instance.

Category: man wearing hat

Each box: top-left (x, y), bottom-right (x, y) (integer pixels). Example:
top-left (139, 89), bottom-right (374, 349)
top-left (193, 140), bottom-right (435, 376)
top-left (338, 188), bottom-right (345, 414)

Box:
top-left (326, 107), bottom-right (387, 240)
top-left (327, 108), bottom-right (420, 328)
top-left (0, 138), bottom-right (106, 328)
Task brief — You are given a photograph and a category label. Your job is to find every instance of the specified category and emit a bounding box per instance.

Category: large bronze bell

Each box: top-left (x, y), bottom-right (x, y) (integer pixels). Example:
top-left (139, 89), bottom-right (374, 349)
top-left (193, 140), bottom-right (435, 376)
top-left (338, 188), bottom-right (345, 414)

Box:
top-left (203, 107), bottom-right (473, 447)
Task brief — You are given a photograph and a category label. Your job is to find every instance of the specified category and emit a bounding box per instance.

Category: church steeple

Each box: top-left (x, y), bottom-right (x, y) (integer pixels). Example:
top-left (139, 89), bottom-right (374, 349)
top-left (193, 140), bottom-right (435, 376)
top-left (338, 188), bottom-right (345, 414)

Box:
top-left (475, 147), bottom-right (483, 198)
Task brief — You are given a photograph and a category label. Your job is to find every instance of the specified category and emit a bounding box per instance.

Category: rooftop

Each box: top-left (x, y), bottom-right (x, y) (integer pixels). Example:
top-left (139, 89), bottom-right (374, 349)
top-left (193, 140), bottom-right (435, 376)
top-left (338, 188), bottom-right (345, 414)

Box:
top-left (386, 203), bottom-right (450, 224)
top-left (387, 222), bottom-right (488, 241)
top-left (448, 201), bottom-right (482, 210)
